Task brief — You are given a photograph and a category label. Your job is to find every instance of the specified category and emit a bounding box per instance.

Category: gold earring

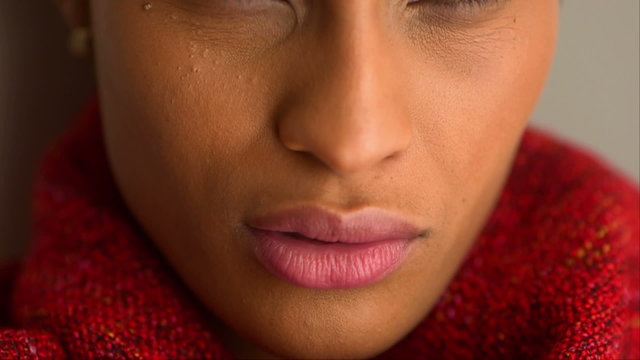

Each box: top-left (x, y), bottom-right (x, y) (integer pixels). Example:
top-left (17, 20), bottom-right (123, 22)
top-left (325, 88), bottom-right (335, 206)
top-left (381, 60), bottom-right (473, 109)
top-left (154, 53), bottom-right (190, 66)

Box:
top-left (68, 27), bottom-right (92, 58)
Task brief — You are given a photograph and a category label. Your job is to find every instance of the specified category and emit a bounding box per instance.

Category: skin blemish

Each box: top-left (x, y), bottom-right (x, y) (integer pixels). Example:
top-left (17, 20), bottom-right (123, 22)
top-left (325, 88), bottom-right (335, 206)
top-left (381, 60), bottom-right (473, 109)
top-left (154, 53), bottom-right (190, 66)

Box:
top-left (143, 2), bottom-right (153, 11)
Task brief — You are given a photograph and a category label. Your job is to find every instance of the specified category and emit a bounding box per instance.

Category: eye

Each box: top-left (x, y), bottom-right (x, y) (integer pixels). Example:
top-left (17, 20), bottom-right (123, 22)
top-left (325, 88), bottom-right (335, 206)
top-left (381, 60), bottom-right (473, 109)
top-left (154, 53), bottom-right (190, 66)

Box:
top-left (406, 0), bottom-right (503, 20)
top-left (408, 0), bottom-right (489, 5)
top-left (164, 0), bottom-right (297, 53)
top-left (175, 0), bottom-right (289, 15)
top-left (407, 0), bottom-right (499, 11)
top-left (213, 0), bottom-right (279, 10)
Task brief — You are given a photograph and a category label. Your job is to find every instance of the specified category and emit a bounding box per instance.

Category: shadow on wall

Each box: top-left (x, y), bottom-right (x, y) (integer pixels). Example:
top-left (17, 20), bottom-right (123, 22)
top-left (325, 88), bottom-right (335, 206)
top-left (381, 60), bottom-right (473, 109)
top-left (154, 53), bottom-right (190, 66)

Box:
top-left (0, 0), bottom-right (95, 260)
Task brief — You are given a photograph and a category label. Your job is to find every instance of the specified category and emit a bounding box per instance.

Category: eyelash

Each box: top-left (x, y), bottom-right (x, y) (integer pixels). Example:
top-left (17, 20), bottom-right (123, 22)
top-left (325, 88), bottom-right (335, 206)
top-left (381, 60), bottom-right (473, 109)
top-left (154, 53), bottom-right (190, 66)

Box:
top-left (408, 0), bottom-right (495, 10)
top-left (409, 0), bottom-right (489, 6)
top-left (406, 0), bottom-right (501, 22)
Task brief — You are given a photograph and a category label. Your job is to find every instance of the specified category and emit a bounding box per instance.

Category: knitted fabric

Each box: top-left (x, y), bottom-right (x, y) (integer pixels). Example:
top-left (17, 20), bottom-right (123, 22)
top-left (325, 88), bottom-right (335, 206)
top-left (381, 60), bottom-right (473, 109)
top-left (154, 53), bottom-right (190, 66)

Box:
top-left (1, 97), bottom-right (638, 359)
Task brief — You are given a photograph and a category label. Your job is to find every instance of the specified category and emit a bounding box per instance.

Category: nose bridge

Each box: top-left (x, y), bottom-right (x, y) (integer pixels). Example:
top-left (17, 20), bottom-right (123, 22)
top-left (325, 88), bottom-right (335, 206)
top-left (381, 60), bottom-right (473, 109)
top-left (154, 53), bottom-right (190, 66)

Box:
top-left (277, 8), bottom-right (412, 176)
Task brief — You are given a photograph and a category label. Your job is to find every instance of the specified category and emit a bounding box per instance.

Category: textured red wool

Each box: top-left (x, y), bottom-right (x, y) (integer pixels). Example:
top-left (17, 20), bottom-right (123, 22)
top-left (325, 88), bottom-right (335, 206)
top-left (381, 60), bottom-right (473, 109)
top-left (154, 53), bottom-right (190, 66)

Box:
top-left (0, 98), bottom-right (638, 359)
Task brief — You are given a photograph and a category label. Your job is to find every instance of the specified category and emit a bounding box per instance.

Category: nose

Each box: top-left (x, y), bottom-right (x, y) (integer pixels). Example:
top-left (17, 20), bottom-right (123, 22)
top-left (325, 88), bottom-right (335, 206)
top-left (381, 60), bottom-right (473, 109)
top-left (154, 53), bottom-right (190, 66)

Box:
top-left (277, 8), bottom-right (412, 176)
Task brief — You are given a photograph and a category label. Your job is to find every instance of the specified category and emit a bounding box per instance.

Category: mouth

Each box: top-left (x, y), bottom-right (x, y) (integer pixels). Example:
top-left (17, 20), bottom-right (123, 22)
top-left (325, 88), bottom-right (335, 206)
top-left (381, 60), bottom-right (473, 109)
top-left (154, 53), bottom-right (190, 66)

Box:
top-left (246, 206), bottom-right (427, 289)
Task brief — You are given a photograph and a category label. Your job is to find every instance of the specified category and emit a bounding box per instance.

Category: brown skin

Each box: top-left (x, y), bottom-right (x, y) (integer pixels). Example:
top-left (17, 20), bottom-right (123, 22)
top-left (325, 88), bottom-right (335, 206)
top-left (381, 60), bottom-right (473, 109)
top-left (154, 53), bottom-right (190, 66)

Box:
top-left (55, 0), bottom-right (558, 358)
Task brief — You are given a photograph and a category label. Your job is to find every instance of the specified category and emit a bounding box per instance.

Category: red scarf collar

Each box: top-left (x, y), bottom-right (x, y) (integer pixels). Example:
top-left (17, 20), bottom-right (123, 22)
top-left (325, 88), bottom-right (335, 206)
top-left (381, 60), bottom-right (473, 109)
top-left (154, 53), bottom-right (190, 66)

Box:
top-left (5, 97), bottom-right (639, 359)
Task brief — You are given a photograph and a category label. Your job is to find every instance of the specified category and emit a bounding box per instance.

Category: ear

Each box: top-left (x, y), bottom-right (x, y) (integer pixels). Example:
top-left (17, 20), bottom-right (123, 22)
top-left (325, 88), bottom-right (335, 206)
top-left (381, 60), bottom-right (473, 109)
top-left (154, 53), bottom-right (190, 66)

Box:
top-left (52, 0), bottom-right (90, 28)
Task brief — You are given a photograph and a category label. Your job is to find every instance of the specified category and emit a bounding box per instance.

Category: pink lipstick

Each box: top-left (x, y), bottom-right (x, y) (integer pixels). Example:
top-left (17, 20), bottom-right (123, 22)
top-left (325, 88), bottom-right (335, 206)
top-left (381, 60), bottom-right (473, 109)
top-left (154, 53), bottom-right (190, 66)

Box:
top-left (247, 207), bottom-right (424, 289)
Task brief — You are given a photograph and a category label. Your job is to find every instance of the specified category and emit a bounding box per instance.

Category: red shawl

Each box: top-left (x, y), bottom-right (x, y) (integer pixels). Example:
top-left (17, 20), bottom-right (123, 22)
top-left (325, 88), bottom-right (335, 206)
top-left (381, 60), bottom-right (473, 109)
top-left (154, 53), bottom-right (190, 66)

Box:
top-left (1, 97), bottom-right (638, 359)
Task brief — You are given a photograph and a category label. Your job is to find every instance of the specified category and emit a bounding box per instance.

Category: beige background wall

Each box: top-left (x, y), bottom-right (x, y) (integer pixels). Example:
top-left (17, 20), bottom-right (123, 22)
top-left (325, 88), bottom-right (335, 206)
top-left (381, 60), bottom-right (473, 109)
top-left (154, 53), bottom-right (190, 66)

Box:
top-left (1, 0), bottom-right (639, 261)
top-left (532, 0), bottom-right (640, 183)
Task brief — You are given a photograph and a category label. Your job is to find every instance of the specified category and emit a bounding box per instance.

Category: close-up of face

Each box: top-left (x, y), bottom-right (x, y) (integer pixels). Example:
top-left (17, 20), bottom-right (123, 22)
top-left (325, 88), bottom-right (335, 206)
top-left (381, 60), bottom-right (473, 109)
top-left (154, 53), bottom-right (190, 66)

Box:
top-left (73, 0), bottom-right (559, 358)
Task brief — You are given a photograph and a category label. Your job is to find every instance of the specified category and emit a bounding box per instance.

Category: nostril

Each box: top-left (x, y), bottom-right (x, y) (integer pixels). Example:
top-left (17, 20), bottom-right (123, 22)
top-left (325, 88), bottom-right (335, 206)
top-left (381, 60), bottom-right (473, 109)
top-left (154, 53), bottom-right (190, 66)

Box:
top-left (282, 140), bottom-right (307, 152)
top-left (278, 126), bottom-right (309, 153)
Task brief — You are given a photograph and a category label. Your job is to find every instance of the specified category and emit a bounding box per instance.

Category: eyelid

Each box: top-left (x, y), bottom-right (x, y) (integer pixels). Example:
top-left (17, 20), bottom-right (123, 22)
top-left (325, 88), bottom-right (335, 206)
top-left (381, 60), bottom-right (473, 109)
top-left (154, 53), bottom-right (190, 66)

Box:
top-left (407, 0), bottom-right (506, 23)
top-left (408, 0), bottom-right (503, 12)
top-left (168, 0), bottom-right (287, 16)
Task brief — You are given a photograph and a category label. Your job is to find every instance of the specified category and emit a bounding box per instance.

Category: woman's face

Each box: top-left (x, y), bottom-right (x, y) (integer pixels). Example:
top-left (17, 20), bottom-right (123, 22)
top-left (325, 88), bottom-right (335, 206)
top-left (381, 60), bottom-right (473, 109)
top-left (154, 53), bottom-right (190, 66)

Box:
top-left (86, 0), bottom-right (558, 358)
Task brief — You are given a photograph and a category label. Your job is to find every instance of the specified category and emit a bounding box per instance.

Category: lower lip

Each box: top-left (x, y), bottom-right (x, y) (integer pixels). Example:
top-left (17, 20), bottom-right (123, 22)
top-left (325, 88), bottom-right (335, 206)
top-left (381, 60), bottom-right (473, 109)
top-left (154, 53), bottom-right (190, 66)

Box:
top-left (250, 229), bottom-right (411, 289)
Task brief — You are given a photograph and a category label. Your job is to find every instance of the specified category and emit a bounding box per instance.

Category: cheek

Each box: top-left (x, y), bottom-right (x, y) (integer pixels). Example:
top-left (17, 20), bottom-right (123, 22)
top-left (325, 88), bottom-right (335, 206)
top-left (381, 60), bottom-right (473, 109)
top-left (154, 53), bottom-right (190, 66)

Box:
top-left (411, 3), bottom-right (558, 185)
top-left (90, 0), bottom-right (276, 206)
top-left (90, 0), bottom-right (267, 280)
top-left (399, 2), bottom-right (558, 259)
top-left (90, 0), bottom-right (298, 310)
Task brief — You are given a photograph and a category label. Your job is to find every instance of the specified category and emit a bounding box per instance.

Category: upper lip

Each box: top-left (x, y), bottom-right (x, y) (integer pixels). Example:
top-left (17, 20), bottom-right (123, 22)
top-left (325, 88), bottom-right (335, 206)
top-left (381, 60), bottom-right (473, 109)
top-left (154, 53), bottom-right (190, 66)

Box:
top-left (247, 206), bottom-right (426, 244)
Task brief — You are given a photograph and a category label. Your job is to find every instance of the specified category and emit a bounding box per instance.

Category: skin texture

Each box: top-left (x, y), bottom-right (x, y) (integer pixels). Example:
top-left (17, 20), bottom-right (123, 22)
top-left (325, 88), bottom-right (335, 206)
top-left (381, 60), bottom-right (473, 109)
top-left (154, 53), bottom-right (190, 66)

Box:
top-left (55, 0), bottom-right (558, 358)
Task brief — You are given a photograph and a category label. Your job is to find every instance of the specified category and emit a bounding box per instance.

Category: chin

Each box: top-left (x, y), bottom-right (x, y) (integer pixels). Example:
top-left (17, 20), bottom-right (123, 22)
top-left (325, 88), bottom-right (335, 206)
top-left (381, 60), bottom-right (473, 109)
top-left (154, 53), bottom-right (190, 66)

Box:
top-left (216, 280), bottom-right (426, 360)
top-left (251, 330), bottom-right (396, 360)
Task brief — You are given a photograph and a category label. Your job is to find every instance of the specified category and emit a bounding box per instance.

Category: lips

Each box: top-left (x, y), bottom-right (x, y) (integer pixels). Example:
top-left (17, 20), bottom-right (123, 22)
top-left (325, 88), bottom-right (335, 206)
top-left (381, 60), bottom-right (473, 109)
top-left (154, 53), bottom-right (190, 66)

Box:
top-left (247, 207), bottom-right (424, 289)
